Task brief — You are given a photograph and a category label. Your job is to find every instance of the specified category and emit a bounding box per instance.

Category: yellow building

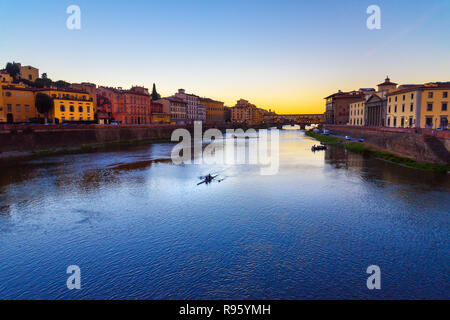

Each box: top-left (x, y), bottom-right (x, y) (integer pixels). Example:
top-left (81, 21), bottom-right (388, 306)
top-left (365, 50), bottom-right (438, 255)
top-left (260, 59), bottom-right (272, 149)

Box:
top-left (1, 70), bottom-right (13, 83)
top-left (0, 84), bottom-right (37, 123)
top-left (151, 113), bottom-right (171, 123)
top-left (199, 97), bottom-right (224, 124)
top-left (349, 99), bottom-right (365, 126)
top-left (37, 88), bottom-right (94, 123)
top-left (419, 83), bottom-right (449, 129)
top-left (386, 82), bottom-right (449, 129)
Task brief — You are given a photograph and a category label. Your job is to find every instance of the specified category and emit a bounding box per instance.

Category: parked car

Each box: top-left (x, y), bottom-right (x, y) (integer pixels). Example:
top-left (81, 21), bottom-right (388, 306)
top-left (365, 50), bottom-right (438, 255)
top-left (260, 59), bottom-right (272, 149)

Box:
top-left (323, 129), bottom-right (330, 135)
top-left (345, 136), bottom-right (352, 140)
top-left (359, 137), bottom-right (365, 142)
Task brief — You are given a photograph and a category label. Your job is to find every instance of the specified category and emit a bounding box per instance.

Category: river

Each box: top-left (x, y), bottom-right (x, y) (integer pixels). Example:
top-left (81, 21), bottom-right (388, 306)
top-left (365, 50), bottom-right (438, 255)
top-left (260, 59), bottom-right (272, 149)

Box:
top-left (0, 130), bottom-right (448, 299)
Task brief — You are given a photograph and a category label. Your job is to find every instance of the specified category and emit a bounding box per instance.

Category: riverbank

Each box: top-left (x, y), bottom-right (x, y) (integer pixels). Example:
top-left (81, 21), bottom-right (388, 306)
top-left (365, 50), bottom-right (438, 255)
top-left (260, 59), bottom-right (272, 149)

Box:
top-left (305, 131), bottom-right (450, 173)
top-left (0, 137), bottom-right (174, 161)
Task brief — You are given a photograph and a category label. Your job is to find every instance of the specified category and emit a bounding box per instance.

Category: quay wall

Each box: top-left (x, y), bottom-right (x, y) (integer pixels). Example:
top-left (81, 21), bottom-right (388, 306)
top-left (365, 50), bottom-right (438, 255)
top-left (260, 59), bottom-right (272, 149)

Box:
top-left (0, 123), bottom-right (262, 155)
top-left (323, 125), bottom-right (450, 165)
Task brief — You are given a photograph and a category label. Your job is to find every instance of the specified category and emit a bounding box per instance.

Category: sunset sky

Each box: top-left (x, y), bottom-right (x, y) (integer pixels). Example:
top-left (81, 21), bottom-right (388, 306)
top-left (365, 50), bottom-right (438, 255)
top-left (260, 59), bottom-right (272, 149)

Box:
top-left (1, 0), bottom-right (449, 114)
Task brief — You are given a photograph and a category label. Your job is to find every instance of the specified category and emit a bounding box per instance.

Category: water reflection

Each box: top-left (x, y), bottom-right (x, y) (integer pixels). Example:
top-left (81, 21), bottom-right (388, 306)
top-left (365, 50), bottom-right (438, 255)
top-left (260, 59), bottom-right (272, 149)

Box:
top-left (0, 130), bottom-right (448, 299)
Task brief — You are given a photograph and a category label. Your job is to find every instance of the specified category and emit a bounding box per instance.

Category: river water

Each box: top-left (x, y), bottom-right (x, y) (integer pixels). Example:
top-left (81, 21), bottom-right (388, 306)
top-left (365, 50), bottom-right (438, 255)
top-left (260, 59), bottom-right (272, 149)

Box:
top-left (0, 130), bottom-right (448, 299)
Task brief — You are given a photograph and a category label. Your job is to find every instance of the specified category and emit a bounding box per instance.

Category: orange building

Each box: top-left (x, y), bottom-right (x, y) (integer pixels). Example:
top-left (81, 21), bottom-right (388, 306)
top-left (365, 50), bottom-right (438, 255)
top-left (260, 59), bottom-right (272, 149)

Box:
top-left (199, 97), bottom-right (224, 124)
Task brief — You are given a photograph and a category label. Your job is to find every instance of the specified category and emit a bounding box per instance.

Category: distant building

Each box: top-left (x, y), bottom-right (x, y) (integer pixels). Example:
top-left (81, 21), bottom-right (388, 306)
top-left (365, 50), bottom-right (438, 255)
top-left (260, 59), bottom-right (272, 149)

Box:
top-left (151, 101), bottom-right (170, 123)
top-left (231, 99), bottom-right (263, 125)
top-left (325, 90), bottom-right (365, 125)
top-left (156, 97), bottom-right (187, 124)
top-left (96, 94), bottom-right (112, 124)
top-left (70, 82), bottom-right (97, 113)
top-left (223, 106), bottom-right (231, 122)
top-left (199, 97), bottom-right (224, 124)
top-left (19, 65), bottom-right (39, 82)
top-left (97, 86), bottom-right (151, 124)
top-left (174, 89), bottom-right (205, 123)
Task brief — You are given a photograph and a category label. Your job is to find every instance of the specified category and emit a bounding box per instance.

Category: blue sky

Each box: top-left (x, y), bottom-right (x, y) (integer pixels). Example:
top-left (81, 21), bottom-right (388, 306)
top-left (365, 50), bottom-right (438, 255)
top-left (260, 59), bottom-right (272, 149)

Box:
top-left (1, 0), bottom-right (449, 113)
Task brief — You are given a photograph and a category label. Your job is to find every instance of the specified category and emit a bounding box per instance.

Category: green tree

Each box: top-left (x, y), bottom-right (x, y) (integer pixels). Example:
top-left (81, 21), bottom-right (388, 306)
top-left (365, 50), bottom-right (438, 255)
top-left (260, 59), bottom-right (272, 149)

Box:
top-left (35, 93), bottom-right (54, 124)
top-left (5, 62), bottom-right (21, 80)
top-left (151, 83), bottom-right (161, 101)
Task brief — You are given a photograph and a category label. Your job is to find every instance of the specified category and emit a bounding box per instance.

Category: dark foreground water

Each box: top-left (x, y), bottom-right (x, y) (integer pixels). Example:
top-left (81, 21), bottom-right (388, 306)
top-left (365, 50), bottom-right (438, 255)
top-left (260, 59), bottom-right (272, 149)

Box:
top-left (0, 130), bottom-right (448, 299)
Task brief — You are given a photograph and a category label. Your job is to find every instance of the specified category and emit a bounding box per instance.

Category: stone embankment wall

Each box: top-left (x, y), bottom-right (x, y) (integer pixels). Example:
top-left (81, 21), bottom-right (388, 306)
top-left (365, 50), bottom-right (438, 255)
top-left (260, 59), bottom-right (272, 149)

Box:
top-left (324, 125), bottom-right (450, 165)
top-left (0, 123), bottom-right (262, 155)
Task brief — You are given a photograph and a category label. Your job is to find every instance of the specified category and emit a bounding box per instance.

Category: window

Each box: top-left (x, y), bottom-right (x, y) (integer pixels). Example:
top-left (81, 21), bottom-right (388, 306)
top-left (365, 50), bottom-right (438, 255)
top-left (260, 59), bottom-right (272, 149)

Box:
top-left (388, 106), bottom-right (391, 113)
top-left (79, 106), bottom-right (83, 112)
top-left (70, 106), bottom-right (75, 112)
top-left (402, 104), bottom-right (405, 112)
top-left (16, 104), bottom-right (21, 112)
top-left (70, 117), bottom-right (74, 121)
top-left (403, 95), bottom-right (405, 101)
top-left (410, 103), bottom-right (414, 112)
top-left (441, 116), bottom-right (448, 129)
top-left (428, 92), bottom-right (433, 98)
top-left (409, 117), bottom-right (413, 127)
top-left (442, 103), bottom-right (448, 111)
top-left (444, 92), bottom-right (448, 98)
top-left (393, 117), bottom-right (397, 127)
top-left (60, 105), bottom-right (65, 112)
top-left (427, 103), bottom-right (433, 112)
top-left (411, 93), bottom-right (414, 99)
top-left (7, 104), bottom-right (12, 112)
top-left (79, 117), bottom-right (83, 121)
top-left (394, 105), bottom-right (397, 112)
top-left (25, 105), bottom-right (30, 112)
top-left (87, 107), bottom-right (90, 113)
top-left (395, 97), bottom-right (398, 102)
top-left (5, 92), bottom-right (11, 97)
top-left (425, 117), bottom-right (433, 128)
top-left (389, 97), bottom-right (391, 102)
top-left (401, 117), bottom-right (404, 127)
top-left (387, 118), bottom-right (391, 126)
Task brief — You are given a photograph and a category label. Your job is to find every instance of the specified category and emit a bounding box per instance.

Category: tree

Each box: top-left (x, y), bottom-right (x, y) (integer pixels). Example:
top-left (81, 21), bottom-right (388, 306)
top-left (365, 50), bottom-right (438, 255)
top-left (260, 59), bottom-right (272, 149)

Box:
top-left (151, 83), bottom-right (161, 101)
top-left (35, 77), bottom-right (52, 88)
top-left (54, 80), bottom-right (70, 88)
top-left (5, 62), bottom-right (21, 80)
top-left (35, 93), bottom-right (54, 124)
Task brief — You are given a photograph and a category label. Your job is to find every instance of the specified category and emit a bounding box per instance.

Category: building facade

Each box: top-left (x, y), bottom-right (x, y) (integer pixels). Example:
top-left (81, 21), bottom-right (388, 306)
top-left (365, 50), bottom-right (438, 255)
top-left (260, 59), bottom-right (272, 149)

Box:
top-left (0, 84), bottom-right (37, 123)
top-left (349, 99), bottom-right (366, 126)
top-left (324, 90), bottom-right (365, 125)
top-left (156, 97), bottom-right (187, 124)
top-left (174, 89), bottom-right (205, 123)
top-left (386, 82), bottom-right (449, 129)
top-left (231, 99), bottom-right (263, 125)
top-left (37, 88), bottom-right (94, 123)
top-left (70, 83), bottom-right (97, 113)
top-left (97, 86), bottom-right (152, 124)
top-left (151, 101), bottom-right (170, 123)
top-left (19, 65), bottom-right (39, 81)
top-left (199, 97), bottom-right (224, 124)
